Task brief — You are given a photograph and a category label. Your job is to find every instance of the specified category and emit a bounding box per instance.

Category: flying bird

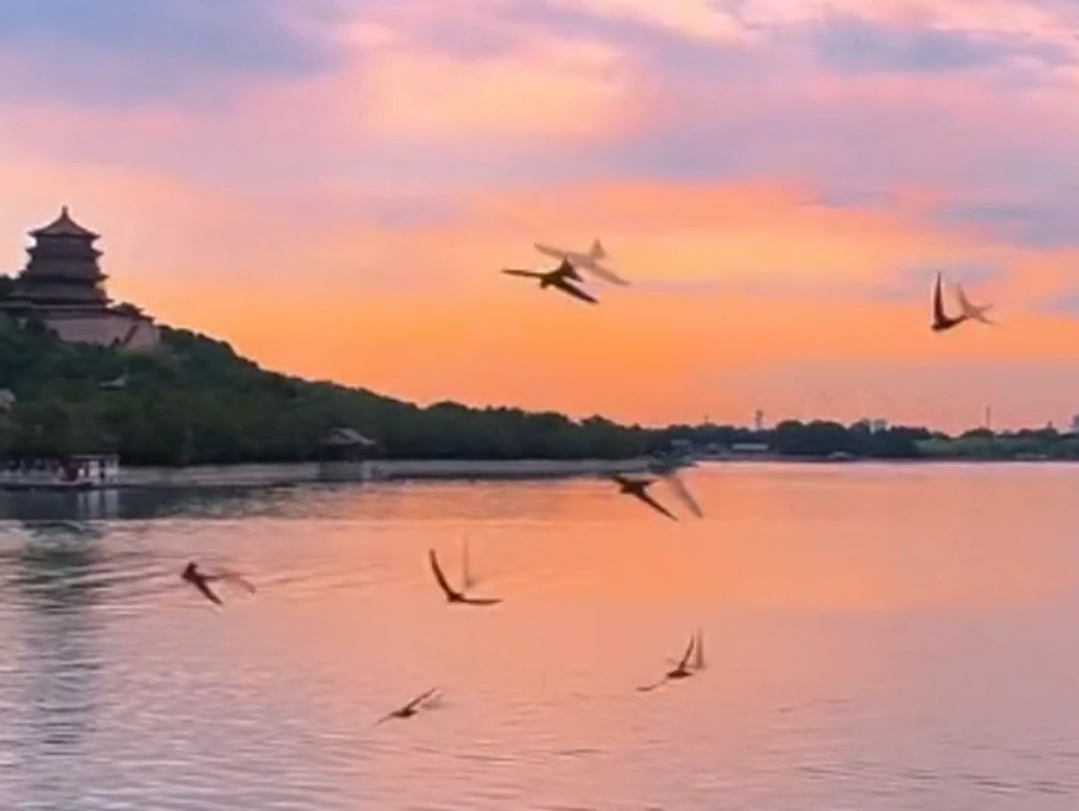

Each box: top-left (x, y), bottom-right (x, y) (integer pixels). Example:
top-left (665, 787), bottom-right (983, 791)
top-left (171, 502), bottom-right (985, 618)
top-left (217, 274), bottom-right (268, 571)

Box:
top-left (428, 548), bottom-right (502, 605)
top-left (374, 687), bottom-right (441, 725)
top-left (181, 561), bottom-right (256, 606)
top-left (501, 258), bottom-right (599, 305)
top-left (533, 238), bottom-right (630, 286)
top-left (931, 273), bottom-right (994, 332)
top-left (611, 474), bottom-right (678, 521)
top-left (181, 561), bottom-right (223, 606)
top-left (638, 633), bottom-right (699, 692)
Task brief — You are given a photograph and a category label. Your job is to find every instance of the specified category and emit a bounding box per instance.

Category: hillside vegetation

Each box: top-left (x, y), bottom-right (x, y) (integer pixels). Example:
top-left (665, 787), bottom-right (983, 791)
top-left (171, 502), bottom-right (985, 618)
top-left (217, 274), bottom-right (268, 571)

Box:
top-left (3, 317), bottom-right (1050, 466)
top-left (0, 319), bottom-right (648, 464)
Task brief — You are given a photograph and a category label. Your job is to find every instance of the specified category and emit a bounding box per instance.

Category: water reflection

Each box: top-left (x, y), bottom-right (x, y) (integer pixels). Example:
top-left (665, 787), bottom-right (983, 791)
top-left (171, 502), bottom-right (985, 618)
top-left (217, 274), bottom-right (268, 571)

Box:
top-left (0, 465), bottom-right (1076, 809)
top-left (0, 490), bottom-right (120, 522)
top-left (0, 486), bottom-right (302, 522)
top-left (1, 521), bottom-right (106, 808)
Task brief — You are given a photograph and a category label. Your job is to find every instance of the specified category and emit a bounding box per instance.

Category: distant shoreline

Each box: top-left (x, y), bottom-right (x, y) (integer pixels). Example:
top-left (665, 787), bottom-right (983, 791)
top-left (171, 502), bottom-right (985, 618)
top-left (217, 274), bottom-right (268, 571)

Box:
top-left (4, 457), bottom-right (656, 492)
top-left (3, 454), bottom-right (1074, 493)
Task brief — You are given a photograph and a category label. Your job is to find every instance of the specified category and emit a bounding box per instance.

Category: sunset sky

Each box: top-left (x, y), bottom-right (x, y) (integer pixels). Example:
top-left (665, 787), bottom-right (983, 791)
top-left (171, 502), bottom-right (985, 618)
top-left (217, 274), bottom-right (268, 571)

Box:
top-left (3, 0), bottom-right (1079, 430)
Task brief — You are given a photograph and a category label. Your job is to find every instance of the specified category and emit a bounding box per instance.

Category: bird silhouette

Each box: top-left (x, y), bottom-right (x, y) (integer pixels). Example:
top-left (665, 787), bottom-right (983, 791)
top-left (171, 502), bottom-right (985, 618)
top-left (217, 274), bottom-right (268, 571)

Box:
top-left (181, 561), bottom-right (255, 606)
top-left (638, 633), bottom-right (698, 691)
top-left (428, 548), bottom-right (502, 605)
top-left (501, 258), bottom-right (598, 304)
top-left (611, 474), bottom-right (678, 520)
top-left (932, 273), bottom-right (995, 331)
top-left (931, 272), bottom-right (966, 331)
top-left (181, 561), bottom-right (223, 606)
top-left (374, 687), bottom-right (441, 725)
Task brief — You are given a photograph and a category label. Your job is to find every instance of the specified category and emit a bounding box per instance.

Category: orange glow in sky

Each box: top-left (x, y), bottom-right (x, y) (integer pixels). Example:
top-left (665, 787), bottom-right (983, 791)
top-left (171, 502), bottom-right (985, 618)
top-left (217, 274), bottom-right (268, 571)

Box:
top-left (3, 0), bottom-right (1079, 430)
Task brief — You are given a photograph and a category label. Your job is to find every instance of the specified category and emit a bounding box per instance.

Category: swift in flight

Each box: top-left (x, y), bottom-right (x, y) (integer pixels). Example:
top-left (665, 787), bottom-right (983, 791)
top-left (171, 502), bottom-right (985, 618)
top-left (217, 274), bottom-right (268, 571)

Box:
top-left (534, 238), bottom-right (630, 286)
top-left (611, 474), bottom-right (678, 521)
top-left (428, 548), bottom-right (502, 605)
top-left (181, 561), bottom-right (256, 607)
top-left (931, 272), bottom-right (994, 332)
top-left (638, 632), bottom-right (700, 692)
top-left (374, 687), bottom-right (441, 725)
top-left (502, 258), bottom-right (598, 304)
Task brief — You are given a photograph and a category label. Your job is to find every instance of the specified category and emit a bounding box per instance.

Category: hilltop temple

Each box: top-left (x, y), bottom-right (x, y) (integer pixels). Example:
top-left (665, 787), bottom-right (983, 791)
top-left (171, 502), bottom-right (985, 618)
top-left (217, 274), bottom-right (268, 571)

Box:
top-left (1, 207), bottom-right (158, 349)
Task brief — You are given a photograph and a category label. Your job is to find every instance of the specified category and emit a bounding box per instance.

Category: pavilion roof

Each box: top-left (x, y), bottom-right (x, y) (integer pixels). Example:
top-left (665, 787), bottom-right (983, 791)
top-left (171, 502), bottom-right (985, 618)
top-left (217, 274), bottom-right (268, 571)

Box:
top-left (30, 206), bottom-right (99, 239)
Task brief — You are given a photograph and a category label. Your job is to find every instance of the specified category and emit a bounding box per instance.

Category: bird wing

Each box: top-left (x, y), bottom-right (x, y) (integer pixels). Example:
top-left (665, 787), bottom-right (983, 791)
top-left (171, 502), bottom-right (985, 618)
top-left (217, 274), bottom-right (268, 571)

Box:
top-left (677, 633), bottom-right (696, 669)
top-left (428, 549), bottom-right (461, 600)
top-left (533, 243), bottom-right (563, 260)
top-left (631, 489), bottom-right (678, 521)
top-left (636, 679), bottom-right (666, 692)
top-left (581, 261), bottom-right (630, 286)
top-left (502, 268), bottom-right (543, 278)
top-left (191, 577), bottom-right (223, 606)
top-left (551, 278), bottom-right (598, 304)
top-left (216, 570), bottom-right (257, 593)
top-left (665, 471), bottom-right (703, 518)
top-left (954, 283), bottom-right (994, 323)
top-left (692, 629), bottom-right (706, 670)
top-left (933, 272), bottom-right (948, 324)
top-left (403, 687), bottom-right (440, 713)
top-left (461, 537), bottom-right (474, 591)
top-left (954, 282), bottom-right (975, 312)
top-left (461, 596), bottom-right (502, 605)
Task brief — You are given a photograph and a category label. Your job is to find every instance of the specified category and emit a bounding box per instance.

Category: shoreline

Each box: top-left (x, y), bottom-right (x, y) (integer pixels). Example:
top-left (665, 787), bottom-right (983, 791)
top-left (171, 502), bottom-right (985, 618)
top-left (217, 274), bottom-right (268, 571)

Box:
top-left (1, 454), bottom-right (1073, 493)
top-left (1, 457), bottom-right (658, 492)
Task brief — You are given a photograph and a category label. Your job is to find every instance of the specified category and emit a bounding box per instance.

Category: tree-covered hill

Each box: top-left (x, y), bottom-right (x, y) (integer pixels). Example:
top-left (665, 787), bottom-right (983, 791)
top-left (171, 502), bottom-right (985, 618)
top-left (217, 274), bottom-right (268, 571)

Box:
top-left (3, 316), bottom-right (1026, 466)
top-left (0, 318), bottom-right (650, 464)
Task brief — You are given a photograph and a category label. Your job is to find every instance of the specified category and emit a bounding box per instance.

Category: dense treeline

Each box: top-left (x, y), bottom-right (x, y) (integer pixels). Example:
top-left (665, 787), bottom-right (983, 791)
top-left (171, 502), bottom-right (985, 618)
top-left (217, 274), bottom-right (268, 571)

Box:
top-left (0, 317), bottom-right (1069, 465)
top-left (0, 319), bottom-right (652, 464)
top-left (649, 421), bottom-right (931, 458)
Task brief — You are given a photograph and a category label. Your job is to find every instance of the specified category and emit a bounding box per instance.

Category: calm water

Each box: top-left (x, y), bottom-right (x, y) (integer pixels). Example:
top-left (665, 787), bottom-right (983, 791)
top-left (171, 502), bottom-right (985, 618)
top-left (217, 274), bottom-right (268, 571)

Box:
top-left (1, 463), bottom-right (1078, 810)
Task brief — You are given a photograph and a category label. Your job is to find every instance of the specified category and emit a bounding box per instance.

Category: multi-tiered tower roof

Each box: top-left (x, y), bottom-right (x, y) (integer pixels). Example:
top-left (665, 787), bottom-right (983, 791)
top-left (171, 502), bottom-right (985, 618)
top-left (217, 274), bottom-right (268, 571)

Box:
top-left (1, 207), bottom-right (159, 349)
top-left (15, 206), bottom-right (109, 308)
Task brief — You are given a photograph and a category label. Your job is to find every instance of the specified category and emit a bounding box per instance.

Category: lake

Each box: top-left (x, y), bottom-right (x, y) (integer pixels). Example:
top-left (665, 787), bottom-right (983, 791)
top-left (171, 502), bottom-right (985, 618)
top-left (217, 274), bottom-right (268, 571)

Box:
top-left (1, 462), bottom-right (1078, 810)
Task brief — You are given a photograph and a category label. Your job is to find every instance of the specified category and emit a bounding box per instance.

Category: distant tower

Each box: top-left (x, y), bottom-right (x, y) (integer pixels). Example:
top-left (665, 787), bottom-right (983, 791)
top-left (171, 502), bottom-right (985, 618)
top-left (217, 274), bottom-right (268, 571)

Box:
top-left (754, 409), bottom-right (764, 432)
top-left (15, 206), bottom-right (109, 307)
top-left (985, 406), bottom-right (992, 431)
top-left (0, 207), bottom-right (160, 349)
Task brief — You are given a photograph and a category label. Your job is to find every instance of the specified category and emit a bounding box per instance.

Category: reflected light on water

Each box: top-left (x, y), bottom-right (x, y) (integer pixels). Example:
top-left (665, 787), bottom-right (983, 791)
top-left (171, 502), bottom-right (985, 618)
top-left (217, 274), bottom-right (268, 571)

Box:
top-left (0, 463), bottom-right (1077, 809)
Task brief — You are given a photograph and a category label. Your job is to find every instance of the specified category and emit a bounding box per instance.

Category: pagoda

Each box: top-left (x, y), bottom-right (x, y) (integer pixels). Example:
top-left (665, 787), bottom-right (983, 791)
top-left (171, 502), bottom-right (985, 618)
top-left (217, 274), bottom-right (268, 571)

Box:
top-left (2, 207), bottom-right (158, 349)
top-left (16, 206), bottom-right (109, 307)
